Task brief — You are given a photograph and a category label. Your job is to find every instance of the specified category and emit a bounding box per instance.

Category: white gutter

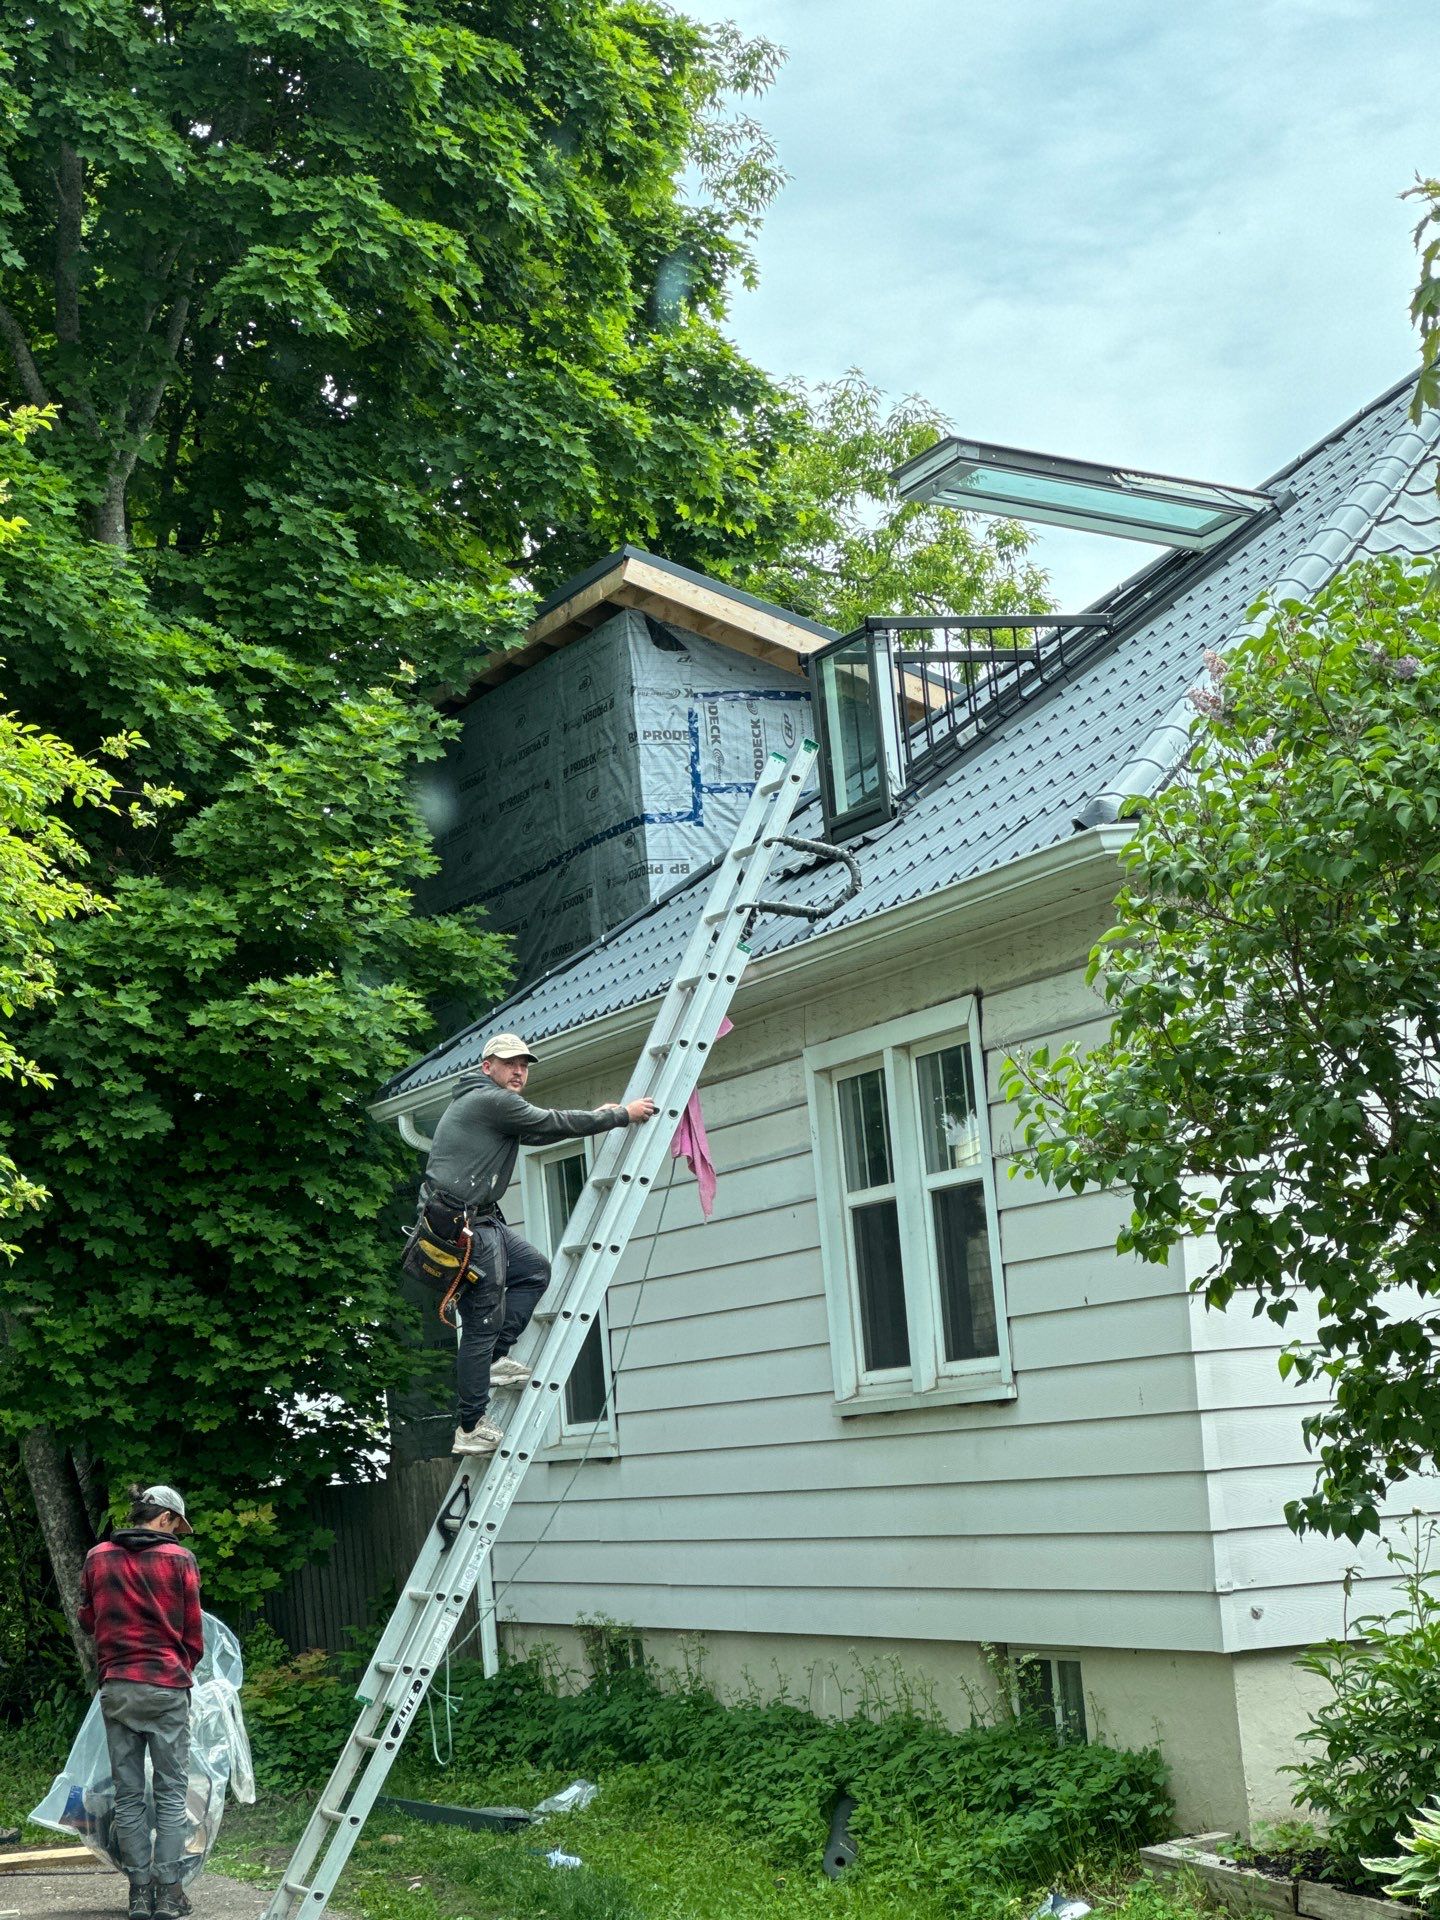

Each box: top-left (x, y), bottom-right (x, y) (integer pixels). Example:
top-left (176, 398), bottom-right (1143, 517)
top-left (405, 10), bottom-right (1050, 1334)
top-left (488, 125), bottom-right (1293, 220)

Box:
top-left (371, 821), bottom-right (1133, 1122)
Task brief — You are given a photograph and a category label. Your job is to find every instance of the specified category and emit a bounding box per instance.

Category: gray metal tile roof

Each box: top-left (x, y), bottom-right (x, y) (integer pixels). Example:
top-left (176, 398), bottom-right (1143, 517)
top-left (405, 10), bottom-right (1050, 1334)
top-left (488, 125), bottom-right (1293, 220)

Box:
top-left (383, 378), bottom-right (1439, 1104)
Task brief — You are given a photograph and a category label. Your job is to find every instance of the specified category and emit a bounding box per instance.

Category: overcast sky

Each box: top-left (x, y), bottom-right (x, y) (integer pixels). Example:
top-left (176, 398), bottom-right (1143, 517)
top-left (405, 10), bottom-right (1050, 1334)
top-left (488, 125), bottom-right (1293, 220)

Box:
top-left (699, 0), bottom-right (1438, 607)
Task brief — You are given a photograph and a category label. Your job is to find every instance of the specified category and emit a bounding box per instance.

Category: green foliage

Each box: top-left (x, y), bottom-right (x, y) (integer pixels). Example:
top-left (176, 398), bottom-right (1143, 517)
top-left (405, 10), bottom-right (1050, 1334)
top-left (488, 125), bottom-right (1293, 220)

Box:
top-left (1002, 557), bottom-right (1440, 1541)
top-left (1287, 1527), bottom-right (1440, 1877)
top-left (1365, 1799), bottom-right (1440, 1914)
top-left (1409, 179), bottom-right (1440, 418)
top-left (0, 413), bottom-right (512, 1619)
top-left (234, 1640), bottom-right (1169, 1918)
top-left (249, 1641), bottom-right (1169, 1889)
top-left (243, 1644), bottom-right (357, 1789)
top-left (0, 0), bottom-right (803, 600)
top-left (735, 372), bottom-right (1050, 633)
top-left (0, 407), bottom-right (142, 1251)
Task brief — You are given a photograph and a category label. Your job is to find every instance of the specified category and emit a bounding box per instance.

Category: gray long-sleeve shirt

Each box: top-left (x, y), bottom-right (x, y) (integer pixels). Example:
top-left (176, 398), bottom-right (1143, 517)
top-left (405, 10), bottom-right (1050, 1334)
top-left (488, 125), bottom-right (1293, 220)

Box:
top-left (423, 1075), bottom-right (629, 1211)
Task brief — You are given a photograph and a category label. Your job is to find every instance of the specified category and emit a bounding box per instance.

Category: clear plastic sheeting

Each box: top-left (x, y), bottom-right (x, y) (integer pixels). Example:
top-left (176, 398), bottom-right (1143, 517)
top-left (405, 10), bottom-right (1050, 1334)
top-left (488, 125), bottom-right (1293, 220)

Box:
top-left (30, 1612), bottom-right (255, 1885)
top-left (532, 1780), bottom-right (597, 1820)
top-left (420, 610), bottom-right (811, 987)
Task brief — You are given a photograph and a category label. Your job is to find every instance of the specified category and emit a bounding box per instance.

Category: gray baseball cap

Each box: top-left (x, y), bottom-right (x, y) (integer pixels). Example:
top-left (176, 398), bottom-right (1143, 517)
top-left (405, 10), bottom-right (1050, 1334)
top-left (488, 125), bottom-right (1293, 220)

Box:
top-left (141, 1484), bottom-right (194, 1536)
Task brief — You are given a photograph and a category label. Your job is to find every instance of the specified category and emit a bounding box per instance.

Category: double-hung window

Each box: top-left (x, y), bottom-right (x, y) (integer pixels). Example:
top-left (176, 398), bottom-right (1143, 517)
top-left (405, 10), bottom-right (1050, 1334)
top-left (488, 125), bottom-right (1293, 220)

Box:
top-left (518, 1141), bottom-right (619, 1457)
top-left (806, 996), bottom-right (1012, 1411)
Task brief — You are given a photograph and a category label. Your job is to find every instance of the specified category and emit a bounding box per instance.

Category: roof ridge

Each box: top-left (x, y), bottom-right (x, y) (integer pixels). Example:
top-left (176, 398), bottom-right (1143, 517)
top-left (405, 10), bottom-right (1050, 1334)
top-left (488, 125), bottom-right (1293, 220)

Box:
top-left (1078, 393), bottom-right (1440, 827)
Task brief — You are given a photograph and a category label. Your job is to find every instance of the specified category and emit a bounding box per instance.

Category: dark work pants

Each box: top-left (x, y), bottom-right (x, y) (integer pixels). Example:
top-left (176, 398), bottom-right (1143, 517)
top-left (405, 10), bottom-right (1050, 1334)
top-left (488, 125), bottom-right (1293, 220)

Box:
top-left (99, 1680), bottom-right (192, 1887)
top-left (455, 1224), bottom-right (550, 1428)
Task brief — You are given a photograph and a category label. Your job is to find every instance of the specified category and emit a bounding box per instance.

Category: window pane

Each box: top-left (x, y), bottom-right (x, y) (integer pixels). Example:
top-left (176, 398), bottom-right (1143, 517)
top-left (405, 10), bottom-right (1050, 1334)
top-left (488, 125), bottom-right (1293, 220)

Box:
top-left (1057, 1659), bottom-right (1088, 1744)
top-left (851, 1199), bottom-right (909, 1371)
top-left (564, 1318), bottom-right (608, 1426)
top-left (916, 1043), bottom-right (981, 1174)
top-left (837, 1069), bottom-right (892, 1192)
top-left (819, 639), bottom-right (882, 815)
top-left (544, 1151), bottom-right (587, 1251)
top-left (1015, 1654), bottom-right (1055, 1730)
top-left (933, 1183), bottom-right (999, 1362)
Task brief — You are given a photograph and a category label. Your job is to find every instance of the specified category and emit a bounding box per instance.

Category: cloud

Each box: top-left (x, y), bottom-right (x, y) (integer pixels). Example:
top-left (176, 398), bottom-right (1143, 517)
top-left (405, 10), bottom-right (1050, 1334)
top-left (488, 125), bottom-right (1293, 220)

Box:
top-left (712, 0), bottom-right (1435, 604)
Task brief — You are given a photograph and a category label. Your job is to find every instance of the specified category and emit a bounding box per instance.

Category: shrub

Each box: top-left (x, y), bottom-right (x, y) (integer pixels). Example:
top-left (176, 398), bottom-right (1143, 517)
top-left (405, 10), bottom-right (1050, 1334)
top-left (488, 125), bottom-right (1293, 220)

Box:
top-left (1364, 1798), bottom-right (1440, 1914)
top-left (1288, 1526), bottom-right (1440, 1875)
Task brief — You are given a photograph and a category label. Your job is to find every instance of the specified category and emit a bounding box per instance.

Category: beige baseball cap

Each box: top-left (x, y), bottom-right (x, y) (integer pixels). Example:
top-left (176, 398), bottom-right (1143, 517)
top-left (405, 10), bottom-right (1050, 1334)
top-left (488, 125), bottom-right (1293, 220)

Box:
top-left (141, 1484), bottom-right (194, 1536)
top-left (482, 1032), bottom-right (539, 1064)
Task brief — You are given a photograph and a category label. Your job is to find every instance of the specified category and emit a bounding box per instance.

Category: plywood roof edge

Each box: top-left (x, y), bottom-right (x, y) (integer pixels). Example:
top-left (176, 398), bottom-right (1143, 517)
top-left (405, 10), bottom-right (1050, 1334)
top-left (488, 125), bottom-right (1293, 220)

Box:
top-left (456, 548), bottom-right (834, 702)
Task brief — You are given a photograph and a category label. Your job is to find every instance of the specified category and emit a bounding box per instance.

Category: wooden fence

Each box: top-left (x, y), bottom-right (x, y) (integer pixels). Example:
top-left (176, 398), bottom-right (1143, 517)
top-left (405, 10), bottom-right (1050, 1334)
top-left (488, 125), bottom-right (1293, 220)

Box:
top-left (263, 1458), bottom-right (484, 1655)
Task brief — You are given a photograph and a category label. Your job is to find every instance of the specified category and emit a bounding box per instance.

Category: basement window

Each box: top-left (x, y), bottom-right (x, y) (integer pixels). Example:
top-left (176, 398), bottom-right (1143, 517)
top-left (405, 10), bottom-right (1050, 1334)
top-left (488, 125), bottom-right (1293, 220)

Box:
top-left (1011, 1651), bottom-right (1088, 1745)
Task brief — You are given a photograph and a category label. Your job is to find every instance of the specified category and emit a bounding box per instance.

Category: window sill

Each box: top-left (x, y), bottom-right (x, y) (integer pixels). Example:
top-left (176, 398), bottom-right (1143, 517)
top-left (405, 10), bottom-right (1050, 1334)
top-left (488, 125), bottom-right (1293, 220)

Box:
top-left (833, 1377), bottom-right (1017, 1418)
top-left (543, 1437), bottom-right (619, 1463)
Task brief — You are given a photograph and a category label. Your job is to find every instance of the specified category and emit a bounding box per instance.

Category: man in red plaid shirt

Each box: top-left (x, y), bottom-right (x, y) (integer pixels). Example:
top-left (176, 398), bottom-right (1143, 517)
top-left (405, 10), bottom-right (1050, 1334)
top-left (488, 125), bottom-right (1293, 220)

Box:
top-left (79, 1483), bottom-right (203, 1920)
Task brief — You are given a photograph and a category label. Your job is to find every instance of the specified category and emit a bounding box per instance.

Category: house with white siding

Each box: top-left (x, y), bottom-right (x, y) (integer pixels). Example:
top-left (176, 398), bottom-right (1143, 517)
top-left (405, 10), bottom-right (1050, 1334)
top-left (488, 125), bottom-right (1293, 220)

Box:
top-left (374, 374), bottom-right (1440, 1833)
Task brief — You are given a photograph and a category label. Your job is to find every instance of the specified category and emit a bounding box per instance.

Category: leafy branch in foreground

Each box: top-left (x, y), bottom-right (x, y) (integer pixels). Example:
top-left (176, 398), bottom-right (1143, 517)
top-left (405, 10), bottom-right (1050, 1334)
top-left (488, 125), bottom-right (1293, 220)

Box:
top-left (1002, 556), bottom-right (1440, 1542)
top-left (0, 408), bottom-right (147, 1255)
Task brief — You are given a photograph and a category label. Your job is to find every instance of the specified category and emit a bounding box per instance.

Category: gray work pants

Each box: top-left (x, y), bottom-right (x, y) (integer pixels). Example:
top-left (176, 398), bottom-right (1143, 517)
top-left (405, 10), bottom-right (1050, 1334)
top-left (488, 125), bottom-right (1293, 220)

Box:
top-left (455, 1223), bottom-right (550, 1425)
top-left (100, 1679), bottom-right (192, 1887)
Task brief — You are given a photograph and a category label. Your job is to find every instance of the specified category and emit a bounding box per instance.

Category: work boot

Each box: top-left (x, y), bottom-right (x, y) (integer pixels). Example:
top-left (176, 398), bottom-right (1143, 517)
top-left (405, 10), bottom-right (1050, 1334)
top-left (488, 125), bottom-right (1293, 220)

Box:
top-left (153, 1883), bottom-right (188, 1919)
top-left (489, 1356), bottom-right (532, 1387)
top-left (453, 1416), bottom-right (503, 1455)
top-left (127, 1882), bottom-right (153, 1919)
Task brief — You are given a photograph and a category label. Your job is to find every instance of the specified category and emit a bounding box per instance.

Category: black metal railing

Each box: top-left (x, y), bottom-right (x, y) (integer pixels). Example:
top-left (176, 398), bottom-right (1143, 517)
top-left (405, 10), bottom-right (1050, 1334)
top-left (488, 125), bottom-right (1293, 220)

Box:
top-left (862, 611), bottom-right (1114, 782)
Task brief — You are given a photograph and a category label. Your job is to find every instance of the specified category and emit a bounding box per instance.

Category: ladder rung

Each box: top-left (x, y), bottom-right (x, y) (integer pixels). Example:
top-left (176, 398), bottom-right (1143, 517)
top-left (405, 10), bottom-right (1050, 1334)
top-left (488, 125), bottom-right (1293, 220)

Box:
top-left (283, 1880), bottom-right (314, 1896)
top-left (375, 1660), bottom-right (399, 1675)
top-left (404, 1585), bottom-right (432, 1600)
top-left (319, 1804), bottom-right (345, 1822)
top-left (356, 1734), bottom-right (383, 1750)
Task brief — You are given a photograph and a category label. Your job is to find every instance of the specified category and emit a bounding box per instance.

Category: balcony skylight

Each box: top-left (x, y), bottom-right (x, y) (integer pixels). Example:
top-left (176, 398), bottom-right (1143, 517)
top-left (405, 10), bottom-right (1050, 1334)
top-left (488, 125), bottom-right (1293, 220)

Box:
top-left (892, 437), bottom-right (1273, 551)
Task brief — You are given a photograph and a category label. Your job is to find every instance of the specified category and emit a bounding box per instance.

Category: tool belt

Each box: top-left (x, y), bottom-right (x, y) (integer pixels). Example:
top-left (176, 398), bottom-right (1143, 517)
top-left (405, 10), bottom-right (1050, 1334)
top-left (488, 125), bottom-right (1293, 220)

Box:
top-left (401, 1184), bottom-right (504, 1327)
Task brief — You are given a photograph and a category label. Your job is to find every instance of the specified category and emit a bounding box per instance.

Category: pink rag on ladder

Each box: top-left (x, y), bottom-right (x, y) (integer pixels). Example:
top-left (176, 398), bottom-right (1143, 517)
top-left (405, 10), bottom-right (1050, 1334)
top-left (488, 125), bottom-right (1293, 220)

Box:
top-left (670, 1017), bottom-right (732, 1218)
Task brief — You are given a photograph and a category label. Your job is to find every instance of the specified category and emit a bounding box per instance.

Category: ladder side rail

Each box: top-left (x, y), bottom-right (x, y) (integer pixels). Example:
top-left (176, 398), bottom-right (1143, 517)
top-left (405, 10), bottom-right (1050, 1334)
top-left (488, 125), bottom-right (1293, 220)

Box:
top-left (279, 742), bottom-right (822, 1916)
top-left (540, 748), bottom-right (796, 1251)
top-left (266, 1701), bottom-right (390, 1912)
top-left (360, 937), bottom-right (752, 1701)
top-left (523, 742), bottom-right (816, 1313)
top-left (361, 746), bottom-right (819, 1699)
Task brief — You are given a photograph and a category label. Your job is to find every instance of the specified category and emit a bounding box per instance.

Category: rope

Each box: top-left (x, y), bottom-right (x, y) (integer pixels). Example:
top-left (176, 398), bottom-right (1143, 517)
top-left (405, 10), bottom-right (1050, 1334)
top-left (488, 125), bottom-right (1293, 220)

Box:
top-left (425, 1644), bottom-right (456, 1766)
top-left (446, 1151), bottom-right (682, 1671)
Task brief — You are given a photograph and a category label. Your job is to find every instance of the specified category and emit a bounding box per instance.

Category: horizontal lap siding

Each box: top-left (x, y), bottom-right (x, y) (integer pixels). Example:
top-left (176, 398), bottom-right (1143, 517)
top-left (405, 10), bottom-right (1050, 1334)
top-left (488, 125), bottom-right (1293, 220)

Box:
top-left (496, 935), bottom-right (1231, 1652)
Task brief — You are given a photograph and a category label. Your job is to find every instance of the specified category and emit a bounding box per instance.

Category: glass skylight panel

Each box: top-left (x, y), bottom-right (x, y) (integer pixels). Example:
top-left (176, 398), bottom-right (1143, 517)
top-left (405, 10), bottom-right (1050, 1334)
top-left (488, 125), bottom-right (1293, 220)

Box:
top-left (893, 438), bottom-right (1273, 551)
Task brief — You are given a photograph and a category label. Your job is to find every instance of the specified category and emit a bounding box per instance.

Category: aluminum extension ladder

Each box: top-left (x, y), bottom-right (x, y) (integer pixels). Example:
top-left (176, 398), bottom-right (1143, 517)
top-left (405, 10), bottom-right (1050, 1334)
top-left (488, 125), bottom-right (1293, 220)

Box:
top-left (264, 738), bottom-right (857, 1920)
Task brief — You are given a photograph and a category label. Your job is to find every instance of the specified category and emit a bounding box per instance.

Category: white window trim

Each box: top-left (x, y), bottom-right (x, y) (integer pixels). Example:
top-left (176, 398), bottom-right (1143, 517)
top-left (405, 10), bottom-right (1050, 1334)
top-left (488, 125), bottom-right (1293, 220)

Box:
top-left (517, 1140), bottom-right (619, 1461)
top-left (804, 993), bottom-right (1014, 1414)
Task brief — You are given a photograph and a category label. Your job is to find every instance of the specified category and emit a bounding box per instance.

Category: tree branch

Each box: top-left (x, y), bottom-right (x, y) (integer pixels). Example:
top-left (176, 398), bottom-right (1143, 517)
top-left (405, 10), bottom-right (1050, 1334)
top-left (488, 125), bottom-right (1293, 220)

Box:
top-left (0, 301), bottom-right (52, 408)
top-left (94, 271), bottom-right (195, 546)
top-left (52, 139), bottom-right (100, 436)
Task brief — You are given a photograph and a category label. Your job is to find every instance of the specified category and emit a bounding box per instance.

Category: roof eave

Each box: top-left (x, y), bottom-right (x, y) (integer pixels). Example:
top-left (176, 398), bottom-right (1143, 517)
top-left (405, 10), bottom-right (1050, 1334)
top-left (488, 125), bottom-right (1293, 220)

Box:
top-left (371, 820), bottom-right (1133, 1122)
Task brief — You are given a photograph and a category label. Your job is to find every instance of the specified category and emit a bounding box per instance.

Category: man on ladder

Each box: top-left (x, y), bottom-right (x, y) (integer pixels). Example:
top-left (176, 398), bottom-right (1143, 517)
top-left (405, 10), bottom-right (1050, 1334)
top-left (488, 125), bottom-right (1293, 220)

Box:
top-left (415, 1032), bottom-right (656, 1457)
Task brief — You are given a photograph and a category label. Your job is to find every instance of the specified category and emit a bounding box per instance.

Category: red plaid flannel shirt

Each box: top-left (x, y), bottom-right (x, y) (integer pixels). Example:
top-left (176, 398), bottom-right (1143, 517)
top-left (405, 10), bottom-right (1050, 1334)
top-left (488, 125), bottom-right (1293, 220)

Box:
top-left (78, 1533), bottom-right (203, 1688)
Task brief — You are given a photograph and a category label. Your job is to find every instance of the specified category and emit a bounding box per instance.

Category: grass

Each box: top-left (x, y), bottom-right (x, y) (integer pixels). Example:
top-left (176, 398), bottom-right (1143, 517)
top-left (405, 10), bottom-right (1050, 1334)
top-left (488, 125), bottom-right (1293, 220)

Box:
top-left (2, 1716), bottom-right (1215, 1920)
top-left (206, 1758), bottom-right (1212, 1920)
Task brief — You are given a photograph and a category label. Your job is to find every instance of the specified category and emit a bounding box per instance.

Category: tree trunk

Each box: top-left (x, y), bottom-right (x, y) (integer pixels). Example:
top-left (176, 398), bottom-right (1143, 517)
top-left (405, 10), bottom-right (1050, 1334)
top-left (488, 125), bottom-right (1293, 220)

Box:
top-left (20, 1425), bottom-right (98, 1688)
